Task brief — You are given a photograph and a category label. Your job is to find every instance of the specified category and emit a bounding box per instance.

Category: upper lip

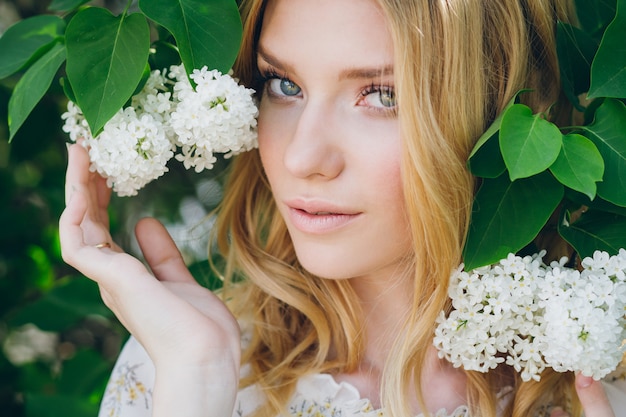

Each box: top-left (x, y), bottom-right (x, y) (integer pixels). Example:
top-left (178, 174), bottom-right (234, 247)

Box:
top-left (285, 198), bottom-right (361, 215)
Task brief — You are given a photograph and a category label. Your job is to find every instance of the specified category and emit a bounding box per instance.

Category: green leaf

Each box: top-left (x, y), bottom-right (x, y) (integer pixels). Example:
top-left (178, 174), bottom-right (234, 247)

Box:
top-left (139, 0), bottom-right (242, 74)
top-left (468, 94), bottom-right (521, 178)
top-left (549, 133), bottom-right (604, 199)
top-left (463, 171), bottom-right (564, 269)
top-left (8, 42), bottom-right (66, 141)
top-left (65, 7), bottom-right (150, 135)
top-left (558, 209), bottom-right (626, 257)
top-left (0, 15), bottom-right (65, 79)
top-left (48, 0), bottom-right (92, 12)
top-left (499, 104), bottom-right (563, 180)
top-left (588, 0), bottom-right (626, 98)
top-left (467, 133), bottom-right (506, 178)
top-left (556, 22), bottom-right (598, 110)
top-left (581, 99), bottom-right (626, 206)
top-left (60, 77), bottom-right (77, 104)
top-left (9, 277), bottom-right (112, 332)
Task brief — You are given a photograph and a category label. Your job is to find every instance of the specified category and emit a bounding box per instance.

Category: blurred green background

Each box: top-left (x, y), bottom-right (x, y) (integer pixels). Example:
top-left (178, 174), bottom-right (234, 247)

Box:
top-left (1, 0), bottom-right (624, 415)
top-left (0, 1), bottom-right (227, 415)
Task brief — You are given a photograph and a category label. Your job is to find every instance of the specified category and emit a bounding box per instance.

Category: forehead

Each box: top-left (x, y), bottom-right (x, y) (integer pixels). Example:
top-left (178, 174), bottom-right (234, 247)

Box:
top-left (258, 0), bottom-right (394, 69)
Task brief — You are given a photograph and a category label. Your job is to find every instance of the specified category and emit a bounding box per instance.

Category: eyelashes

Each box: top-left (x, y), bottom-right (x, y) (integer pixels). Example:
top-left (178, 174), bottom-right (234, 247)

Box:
top-left (360, 83), bottom-right (397, 113)
top-left (254, 66), bottom-right (397, 115)
top-left (253, 68), bottom-right (283, 92)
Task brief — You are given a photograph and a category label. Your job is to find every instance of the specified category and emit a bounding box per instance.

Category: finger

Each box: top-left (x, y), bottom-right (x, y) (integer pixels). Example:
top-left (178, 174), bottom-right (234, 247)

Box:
top-left (68, 144), bottom-right (104, 216)
top-left (135, 217), bottom-right (196, 284)
top-left (65, 143), bottom-right (91, 206)
top-left (95, 173), bottom-right (112, 227)
top-left (575, 373), bottom-right (615, 417)
top-left (65, 144), bottom-right (112, 245)
top-left (60, 188), bottom-right (112, 268)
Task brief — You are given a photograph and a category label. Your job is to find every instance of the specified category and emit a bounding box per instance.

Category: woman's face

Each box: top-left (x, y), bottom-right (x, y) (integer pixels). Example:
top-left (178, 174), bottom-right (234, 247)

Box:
top-left (257, 0), bottom-right (412, 281)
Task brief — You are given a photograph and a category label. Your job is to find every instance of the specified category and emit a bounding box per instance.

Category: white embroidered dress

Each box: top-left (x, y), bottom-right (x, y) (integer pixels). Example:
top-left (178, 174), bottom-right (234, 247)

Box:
top-left (98, 337), bottom-right (626, 417)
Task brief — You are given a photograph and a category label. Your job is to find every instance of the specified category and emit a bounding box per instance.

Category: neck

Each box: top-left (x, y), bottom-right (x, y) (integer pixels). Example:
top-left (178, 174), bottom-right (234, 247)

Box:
top-left (333, 269), bottom-right (467, 413)
top-left (350, 271), bottom-right (413, 371)
top-left (329, 268), bottom-right (412, 404)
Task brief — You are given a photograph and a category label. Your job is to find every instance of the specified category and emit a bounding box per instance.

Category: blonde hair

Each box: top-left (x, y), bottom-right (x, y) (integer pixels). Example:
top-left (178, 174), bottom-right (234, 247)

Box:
top-left (214, 0), bottom-right (579, 416)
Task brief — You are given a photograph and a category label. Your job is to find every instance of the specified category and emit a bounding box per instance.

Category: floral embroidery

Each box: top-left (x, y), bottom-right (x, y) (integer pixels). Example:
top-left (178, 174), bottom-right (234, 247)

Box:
top-left (101, 362), bottom-right (153, 417)
top-left (288, 397), bottom-right (343, 417)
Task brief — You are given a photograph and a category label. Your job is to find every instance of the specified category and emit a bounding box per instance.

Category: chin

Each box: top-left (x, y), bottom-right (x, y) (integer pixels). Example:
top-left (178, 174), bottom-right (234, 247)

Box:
top-left (294, 251), bottom-right (363, 281)
top-left (298, 261), bottom-right (347, 280)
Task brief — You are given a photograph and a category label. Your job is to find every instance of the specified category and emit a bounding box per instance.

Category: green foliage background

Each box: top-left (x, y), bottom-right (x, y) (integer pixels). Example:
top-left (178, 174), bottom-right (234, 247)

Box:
top-left (0, 0), bottom-right (625, 416)
top-left (0, 1), bottom-right (233, 415)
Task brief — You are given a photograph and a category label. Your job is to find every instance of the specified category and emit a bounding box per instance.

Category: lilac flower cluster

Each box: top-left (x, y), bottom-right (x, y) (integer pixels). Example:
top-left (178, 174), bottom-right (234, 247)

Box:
top-left (62, 65), bottom-right (258, 196)
top-left (434, 250), bottom-right (626, 381)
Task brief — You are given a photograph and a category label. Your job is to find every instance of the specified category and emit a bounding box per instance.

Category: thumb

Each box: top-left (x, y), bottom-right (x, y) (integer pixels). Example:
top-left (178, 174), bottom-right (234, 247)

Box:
top-left (135, 217), bottom-right (196, 284)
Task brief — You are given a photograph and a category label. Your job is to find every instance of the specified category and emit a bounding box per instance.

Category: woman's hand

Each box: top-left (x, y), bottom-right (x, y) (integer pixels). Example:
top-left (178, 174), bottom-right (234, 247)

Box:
top-left (59, 144), bottom-right (241, 417)
top-left (550, 373), bottom-right (616, 417)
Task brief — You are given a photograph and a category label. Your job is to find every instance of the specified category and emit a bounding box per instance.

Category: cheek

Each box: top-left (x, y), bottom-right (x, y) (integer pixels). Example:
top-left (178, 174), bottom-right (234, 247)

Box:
top-left (371, 139), bottom-right (404, 203)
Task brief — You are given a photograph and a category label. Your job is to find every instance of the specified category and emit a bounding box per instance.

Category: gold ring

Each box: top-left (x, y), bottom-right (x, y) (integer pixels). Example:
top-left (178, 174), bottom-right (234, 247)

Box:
top-left (94, 242), bottom-right (111, 249)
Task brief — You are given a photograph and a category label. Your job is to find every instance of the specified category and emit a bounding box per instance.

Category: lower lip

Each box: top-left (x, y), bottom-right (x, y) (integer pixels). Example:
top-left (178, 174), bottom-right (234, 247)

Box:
top-left (287, 208), bottom-right (360, 234)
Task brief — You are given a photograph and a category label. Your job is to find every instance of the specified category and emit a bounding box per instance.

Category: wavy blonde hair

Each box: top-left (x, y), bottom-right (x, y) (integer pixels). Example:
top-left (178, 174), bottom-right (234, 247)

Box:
top-left (214, 0), bottom-right (579, 416)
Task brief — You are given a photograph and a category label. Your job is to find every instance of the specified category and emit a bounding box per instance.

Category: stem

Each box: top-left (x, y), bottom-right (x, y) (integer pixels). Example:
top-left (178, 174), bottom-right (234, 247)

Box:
top-left (122, 0), bottom-right (133, 17)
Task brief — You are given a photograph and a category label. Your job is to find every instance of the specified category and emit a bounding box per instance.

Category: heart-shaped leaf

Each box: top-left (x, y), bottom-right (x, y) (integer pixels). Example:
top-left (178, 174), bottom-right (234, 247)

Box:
top-left (65, 7), bottom-right (150, 135)
top-left (581, 99), bottom-right (626, 206)
top-left (8, 42), bottom-right (66, 141)
top-left (139, 0), bottom-right (242, 75)
top-left (463, 171), bottom-right (564, 269)
top-left (0, 15), bottom-right (65, 79)
top-left (549, 133), bottom-right (604, 199)
top-left (499, 104), bottom-right (563, 180)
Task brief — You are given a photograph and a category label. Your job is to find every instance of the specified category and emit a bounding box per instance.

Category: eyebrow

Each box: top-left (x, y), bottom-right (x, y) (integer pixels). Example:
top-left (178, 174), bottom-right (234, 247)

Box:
top-left (257, 46), bottom-right (394, 81)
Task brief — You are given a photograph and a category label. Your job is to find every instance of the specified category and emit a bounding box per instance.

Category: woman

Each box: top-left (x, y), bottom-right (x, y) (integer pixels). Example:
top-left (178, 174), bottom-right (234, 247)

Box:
top-left (59, 0), bottom-right (623, 416)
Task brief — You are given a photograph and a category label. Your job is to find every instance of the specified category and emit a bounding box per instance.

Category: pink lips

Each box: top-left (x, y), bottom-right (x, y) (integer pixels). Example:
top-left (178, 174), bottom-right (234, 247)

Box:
top-left (285, 200), bottom-right (361, 234)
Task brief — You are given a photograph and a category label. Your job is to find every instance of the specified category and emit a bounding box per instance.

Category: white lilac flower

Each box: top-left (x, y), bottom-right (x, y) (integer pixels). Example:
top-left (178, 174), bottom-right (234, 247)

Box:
top-left (168, 65), bottom-right (258, 172)
top-left (434, 250), bottom-right (626, 382)
top-left (83, 108), bottom-right (175, 196)
top-left (61, 70), bottom-right (175, 196)
top-left (61, 65), bottom-right (259, 196)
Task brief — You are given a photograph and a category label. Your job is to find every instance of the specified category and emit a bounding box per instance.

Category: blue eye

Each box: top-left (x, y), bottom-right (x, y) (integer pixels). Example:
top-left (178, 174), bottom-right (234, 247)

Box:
top-left (365, 86), bottom-right (396, 108)
top-left (268, 78), bottom-right (301, 97)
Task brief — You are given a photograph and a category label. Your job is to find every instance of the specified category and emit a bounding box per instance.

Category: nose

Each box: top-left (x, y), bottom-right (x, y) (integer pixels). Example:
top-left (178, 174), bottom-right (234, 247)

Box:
top-left (283, 101), bottom-right (344, 180)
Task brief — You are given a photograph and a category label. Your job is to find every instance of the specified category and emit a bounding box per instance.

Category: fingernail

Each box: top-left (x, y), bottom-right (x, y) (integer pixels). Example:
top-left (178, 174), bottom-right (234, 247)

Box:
top-left (550, 406), bottom-right (567, 417)
top-left (66, 142), bottom-right (71, 152)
